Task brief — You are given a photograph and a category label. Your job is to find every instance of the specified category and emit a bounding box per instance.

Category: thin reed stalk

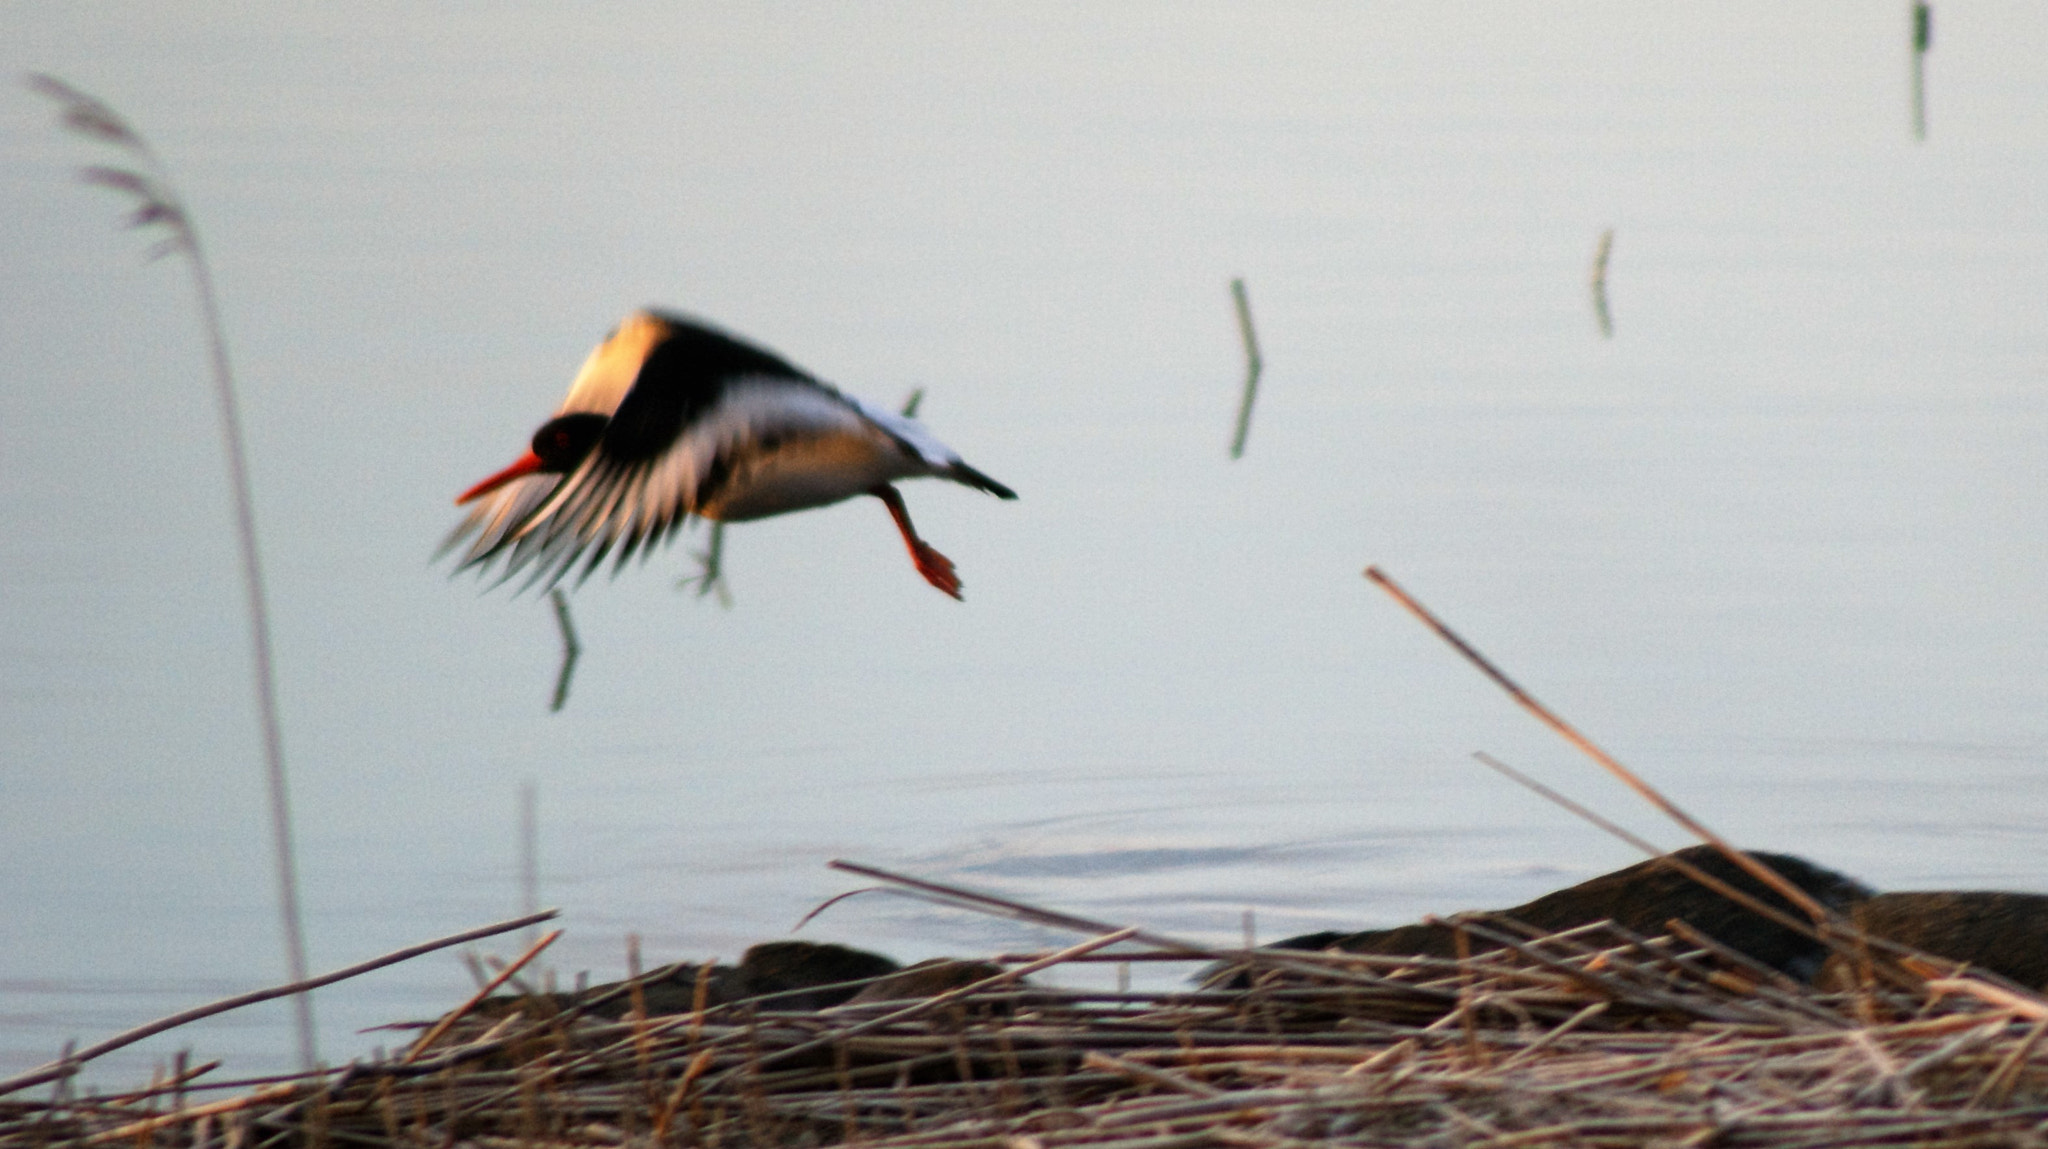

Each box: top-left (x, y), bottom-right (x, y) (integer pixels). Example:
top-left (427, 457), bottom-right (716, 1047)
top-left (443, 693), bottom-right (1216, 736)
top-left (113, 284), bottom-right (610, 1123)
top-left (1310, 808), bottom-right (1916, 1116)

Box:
top-left (1912, 1), bottom-right (1932, 140)
top-left (1227, 277), bottom-right (1262, 459)
top-left (1590, 227), bottom-right (1615, 338)
top-left (548, 590), bottom-right (579, 711)
top-left (29, 74), bottom-right (316, 1069)
top-left (404, 928), bottom-right (562, 1062)
top-left (1362, 566), bottom-right (1836, 926)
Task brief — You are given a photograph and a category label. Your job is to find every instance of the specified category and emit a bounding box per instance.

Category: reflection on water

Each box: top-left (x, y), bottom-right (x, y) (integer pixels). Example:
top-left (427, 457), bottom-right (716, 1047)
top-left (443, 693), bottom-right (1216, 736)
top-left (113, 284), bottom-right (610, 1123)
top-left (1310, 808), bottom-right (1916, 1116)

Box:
top-left (4, 1), bottom-right (2048, 1088)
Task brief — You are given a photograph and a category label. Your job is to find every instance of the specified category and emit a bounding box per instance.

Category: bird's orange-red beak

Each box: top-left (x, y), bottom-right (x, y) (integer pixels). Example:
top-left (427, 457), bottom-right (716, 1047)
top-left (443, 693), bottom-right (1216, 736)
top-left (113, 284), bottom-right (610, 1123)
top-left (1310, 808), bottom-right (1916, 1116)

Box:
top-left (456, 450), bottom-right (544, 505)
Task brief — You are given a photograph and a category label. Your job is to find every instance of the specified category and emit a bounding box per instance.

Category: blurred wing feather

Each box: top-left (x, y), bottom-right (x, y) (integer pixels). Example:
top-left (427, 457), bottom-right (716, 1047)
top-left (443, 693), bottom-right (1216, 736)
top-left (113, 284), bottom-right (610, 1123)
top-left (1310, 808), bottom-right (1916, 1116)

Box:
top-left (445, 375), bottom-right (872, 590)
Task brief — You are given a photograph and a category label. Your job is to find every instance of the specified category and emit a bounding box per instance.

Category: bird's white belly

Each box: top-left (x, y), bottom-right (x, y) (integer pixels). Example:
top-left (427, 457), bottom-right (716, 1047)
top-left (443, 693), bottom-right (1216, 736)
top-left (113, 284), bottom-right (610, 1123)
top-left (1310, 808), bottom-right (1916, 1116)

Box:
top-left (699, 433), bottom-right (920, 522)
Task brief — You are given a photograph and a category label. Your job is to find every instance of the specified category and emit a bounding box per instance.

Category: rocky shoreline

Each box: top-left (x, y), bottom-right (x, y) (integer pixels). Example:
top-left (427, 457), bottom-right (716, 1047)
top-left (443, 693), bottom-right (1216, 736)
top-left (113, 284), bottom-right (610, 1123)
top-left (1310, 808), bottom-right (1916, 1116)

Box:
top-left (537, 845), bottom-right (2048, 1021)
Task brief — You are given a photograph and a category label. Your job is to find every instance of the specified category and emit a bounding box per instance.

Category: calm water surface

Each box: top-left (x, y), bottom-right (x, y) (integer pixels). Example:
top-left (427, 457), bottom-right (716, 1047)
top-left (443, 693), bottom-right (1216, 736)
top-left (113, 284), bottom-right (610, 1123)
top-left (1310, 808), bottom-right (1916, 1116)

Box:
top-left (3, 3), bottom-right (2048, 1086)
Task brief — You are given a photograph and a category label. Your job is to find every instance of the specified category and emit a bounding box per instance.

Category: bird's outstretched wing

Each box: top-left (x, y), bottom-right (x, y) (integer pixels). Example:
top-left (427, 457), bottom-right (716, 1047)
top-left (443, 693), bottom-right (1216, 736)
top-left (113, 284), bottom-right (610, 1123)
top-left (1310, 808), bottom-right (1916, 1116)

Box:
top-left (444, 375), bottom-right (879, 591)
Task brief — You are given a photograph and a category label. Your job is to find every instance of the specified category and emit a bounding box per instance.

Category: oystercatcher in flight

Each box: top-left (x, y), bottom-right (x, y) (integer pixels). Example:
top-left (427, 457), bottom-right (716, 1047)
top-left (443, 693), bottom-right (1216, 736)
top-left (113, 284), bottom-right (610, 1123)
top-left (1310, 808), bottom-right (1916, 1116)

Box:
top-left (445, 310), bottom-right (1016, 599)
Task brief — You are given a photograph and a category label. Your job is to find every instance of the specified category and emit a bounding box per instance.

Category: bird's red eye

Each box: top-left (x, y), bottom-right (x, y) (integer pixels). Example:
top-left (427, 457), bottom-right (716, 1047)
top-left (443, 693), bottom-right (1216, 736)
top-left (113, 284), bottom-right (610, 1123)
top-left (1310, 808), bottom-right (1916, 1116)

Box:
top-left (529, 412), bottom-right (610, 470)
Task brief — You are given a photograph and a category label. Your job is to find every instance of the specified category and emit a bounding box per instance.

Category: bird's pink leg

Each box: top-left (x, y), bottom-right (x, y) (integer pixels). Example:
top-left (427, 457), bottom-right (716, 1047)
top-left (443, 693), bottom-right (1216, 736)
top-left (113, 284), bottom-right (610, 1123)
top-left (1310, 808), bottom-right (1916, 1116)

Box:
top-left (871, 485), bottom-right (961, 600)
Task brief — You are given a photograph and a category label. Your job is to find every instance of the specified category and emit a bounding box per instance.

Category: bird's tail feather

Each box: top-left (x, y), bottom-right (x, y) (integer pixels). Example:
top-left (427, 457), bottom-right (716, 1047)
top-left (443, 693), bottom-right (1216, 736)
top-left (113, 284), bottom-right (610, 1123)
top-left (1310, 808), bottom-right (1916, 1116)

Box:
top-left (948, 462), bottom-right (1017, 500)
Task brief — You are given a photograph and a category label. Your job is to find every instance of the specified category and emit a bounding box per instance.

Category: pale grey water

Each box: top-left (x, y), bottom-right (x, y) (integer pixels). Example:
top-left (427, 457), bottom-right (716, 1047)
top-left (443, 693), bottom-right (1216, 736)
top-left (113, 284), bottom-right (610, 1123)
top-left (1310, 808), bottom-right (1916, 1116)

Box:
top-left (4, 2), bottom-right (2048, 1088)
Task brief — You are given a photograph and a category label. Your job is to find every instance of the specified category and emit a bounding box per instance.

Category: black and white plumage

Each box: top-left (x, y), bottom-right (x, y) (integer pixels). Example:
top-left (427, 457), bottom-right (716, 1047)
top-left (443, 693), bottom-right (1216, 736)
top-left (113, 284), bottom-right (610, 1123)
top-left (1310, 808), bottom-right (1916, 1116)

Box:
top-left (445, 310), bottom-right (1016, 598)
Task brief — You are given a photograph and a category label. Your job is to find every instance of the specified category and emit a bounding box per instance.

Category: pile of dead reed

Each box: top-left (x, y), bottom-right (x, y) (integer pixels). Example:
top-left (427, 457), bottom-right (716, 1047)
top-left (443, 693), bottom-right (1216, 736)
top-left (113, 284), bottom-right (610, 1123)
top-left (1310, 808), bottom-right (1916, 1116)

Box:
top-left (9, 898), bottom-right (2048, 1149)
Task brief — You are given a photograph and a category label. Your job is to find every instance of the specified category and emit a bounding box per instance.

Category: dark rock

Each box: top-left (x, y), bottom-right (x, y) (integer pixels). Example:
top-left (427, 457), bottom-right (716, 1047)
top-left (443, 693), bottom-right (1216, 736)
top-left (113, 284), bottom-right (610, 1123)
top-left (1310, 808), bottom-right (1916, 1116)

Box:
top-left (1836, 890), bottom-right (2048, 990)
top-left (1270, 845), bottom-right (1876, 980)
top-left (845, 959), bottom-right (1011, 1005)
top-left (548, 960), bottom-right (748, 1020)
top-left (473, 939), bottom-right (902, 1021)
top-left (604, 961), bottom-right (746, 1017)
top-left (736, 940), bottom-right (902, 1010)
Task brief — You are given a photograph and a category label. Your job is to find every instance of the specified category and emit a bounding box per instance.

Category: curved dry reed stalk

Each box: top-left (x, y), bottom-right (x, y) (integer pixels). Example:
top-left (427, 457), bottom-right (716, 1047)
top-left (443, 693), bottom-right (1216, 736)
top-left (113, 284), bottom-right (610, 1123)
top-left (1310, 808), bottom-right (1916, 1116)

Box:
top-left (0, 909), bottom-right (557, 1098)
top-left (28, 73), bottom-right (317, 1070)
top-left (548, 589), bottom-right (580, 710)
top-left (1590, 227), bottom-right (1615, 338)
top-left (1228, 277), bottom-right (1262, 459)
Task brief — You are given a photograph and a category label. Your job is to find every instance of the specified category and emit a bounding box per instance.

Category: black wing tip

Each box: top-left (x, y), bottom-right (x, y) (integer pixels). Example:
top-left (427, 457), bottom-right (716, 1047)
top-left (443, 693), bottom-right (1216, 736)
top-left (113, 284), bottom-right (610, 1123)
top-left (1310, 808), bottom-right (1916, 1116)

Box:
top-left (950, 463), bottom-right (1018, 500)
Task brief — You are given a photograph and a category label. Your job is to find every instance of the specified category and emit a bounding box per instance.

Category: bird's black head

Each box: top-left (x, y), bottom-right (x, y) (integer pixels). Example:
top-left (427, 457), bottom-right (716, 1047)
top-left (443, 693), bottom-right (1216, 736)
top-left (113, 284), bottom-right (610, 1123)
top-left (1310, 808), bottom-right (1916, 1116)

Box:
top-left (531, 412), bottom-right (609, 471)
